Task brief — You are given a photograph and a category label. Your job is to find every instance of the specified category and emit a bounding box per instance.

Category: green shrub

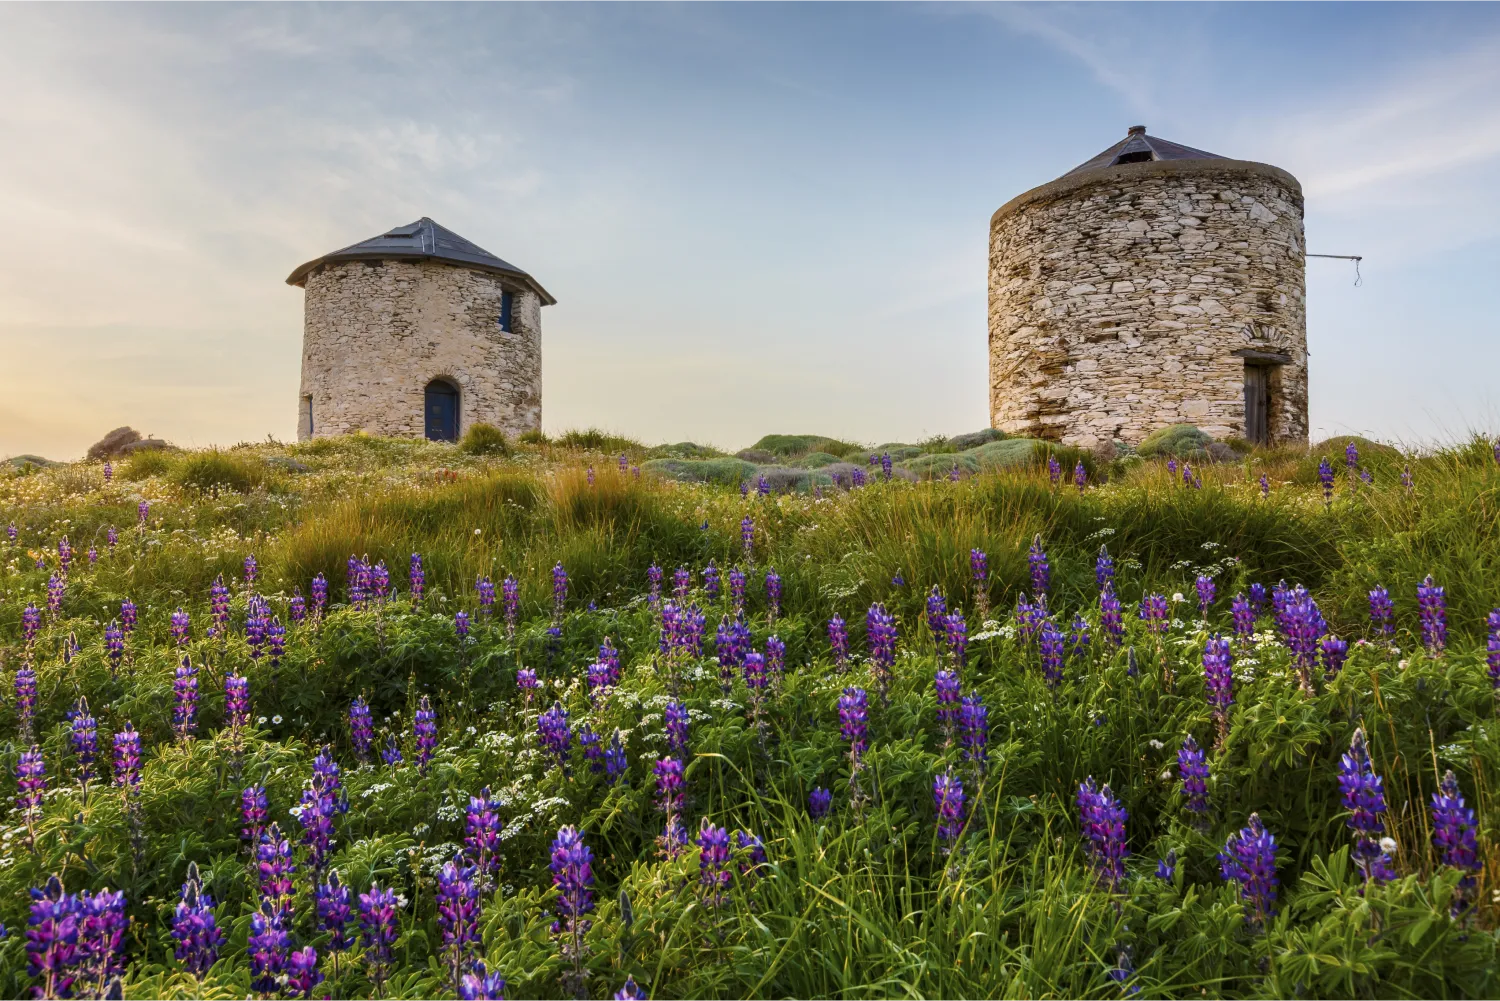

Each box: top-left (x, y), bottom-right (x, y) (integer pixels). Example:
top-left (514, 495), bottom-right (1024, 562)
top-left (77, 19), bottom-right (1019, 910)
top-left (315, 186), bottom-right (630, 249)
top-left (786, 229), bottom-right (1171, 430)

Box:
top-left (948, 428), bottom-right (1006, 450)
top-left (459, 423), bottom-right (510, 456)
top-left (1136, 424), bottom-right (1214, 459)
top-left (168, 449), bottom-right (269, 493)
top-left (641, 457), bottom-right (756, 485)
top-left (749, 434), bottom-right (862, 458)
top-left (517, 429), bottom-right (549, 445)
top-left (118, 447), bottom-right (173, 480)
top-left (648, 441), bottom-right (726, 460)
top-left (796, 451), bottom-right (845, 469)
top-left (555, 427), bottom-right (643, 453)
top-left (902, 452), bottom-right (981, 478)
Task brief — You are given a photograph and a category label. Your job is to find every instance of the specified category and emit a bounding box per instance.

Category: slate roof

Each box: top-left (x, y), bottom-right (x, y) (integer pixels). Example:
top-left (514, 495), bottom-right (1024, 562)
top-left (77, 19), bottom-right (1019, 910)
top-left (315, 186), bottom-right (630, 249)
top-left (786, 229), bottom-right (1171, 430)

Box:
top-left (1063, 126), bottom-right (1227, 178)
top-left (286, 217), bottom-right (555, 304)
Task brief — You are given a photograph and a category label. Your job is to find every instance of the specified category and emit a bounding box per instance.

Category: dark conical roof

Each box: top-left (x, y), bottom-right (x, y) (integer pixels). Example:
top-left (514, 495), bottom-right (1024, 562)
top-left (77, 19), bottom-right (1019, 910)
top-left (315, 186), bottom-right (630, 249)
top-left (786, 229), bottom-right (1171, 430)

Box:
top-left (1062, 125), bottom-right (1227, 178)
top-left (286, 217), bottom-right (555, 304)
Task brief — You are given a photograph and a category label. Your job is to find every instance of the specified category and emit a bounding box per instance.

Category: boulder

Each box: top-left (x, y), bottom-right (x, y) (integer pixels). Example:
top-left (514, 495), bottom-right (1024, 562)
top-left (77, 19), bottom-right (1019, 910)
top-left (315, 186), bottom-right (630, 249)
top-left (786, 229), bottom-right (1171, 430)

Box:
top-left (86, 427), bottom-right (142, 461)
top-left (948, 428), bottom-right (1006, 450)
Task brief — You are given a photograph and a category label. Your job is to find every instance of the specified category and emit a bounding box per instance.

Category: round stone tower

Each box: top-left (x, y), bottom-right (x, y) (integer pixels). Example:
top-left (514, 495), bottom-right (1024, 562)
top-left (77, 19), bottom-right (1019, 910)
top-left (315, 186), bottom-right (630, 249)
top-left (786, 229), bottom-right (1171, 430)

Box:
top-left (988, 126), bottom-right (1306, 448)
top-left (287, 217), bottom-right (554, 442)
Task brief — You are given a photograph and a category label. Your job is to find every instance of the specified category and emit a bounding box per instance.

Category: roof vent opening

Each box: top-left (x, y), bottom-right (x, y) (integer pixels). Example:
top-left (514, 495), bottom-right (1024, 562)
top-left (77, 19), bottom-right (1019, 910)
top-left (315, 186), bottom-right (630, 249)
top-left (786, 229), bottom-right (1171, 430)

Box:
top-left (1113, 150), bottom-right (1154, 165)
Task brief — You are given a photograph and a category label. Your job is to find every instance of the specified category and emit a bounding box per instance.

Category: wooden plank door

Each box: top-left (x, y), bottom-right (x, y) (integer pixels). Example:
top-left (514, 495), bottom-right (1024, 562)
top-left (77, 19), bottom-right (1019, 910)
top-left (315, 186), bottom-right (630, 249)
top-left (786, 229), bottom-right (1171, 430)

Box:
top-left (1244, 364), bottom-right (1269, 445)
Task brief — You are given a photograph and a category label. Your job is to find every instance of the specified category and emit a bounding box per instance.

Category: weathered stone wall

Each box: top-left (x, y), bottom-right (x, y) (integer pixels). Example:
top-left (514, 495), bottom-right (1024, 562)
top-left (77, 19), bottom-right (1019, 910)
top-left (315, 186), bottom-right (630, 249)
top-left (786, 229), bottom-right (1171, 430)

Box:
top-left (296, 260), bottom-right (542, 441)
top-left (988, 159), bottom-right (1307, 447)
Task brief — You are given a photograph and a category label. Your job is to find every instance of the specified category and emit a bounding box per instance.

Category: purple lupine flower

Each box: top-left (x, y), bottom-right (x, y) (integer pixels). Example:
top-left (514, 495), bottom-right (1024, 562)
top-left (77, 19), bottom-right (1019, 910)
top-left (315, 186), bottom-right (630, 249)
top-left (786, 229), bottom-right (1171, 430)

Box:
top-left (587, 662), bottom-right (613, 705)
top-left (310, 573), bottom-right (328, 620)
top-left (117, 599), bottom-right (137, 639)
top-left (257, 822), bottom-right (297, 916)
top-left (315, 870), bottom-right (354, 954)
top-left (414, 696), bottom-right (438, 771)
top-left (501, 574), bottom-right (520, 636)
top-left (880, 452), bottom-right (893, 481)
top-left (289, 587), bottom-right (306, 625)
top-left (26, 875), bottom-right (81, 1000)
top-left (47, 574), bottom-right (65, 615)
top-left (646, 564), bottom-right (663, 608)
top-left (209, 574), bottom-right (230, 638)
top-left (604, 731), bottom-right (628, 784)
top-left (838, 687), bottom-right (869, 763)
top-left (1027, 535), bottom-right (1050, 596)
top-left (1230, 593), bottom-right (1254, 646)
top-left (405, 553), bottom-right (424, 603)
top-left (370, 561), bottom-right (390, 602)
top-left (944, 611), bottom-right (968, 670)
top-left (349, 697), bottom-right (374, 762)
top-left (673, 566), bottom-right (691, 602)
top-left (267, 617), bottom-right (285, 666)
top-left (242, 554), bottom-right (258, 587)
top-left (1076, 777), bottom-right (1128, 890)
top-left (1100, 585), bottom-right (1124, 647)
top-left (296, 784), bottom-right (339, 875)
top-left (697, 820), bottom-right (732, 904)
top-left (735, 829), bottom-right (768, 877)
top-left (1248, 581), bottom-right (1267, 616)
top-left (729, 568), bottom-right (746, 611)
top-left (461, 961), bottom-right (509, 1000)
top-left (172, 862), bottom-right (224, 978)
top-left (1339, 728), bottom-right (1395, 884)
top-left (381, 735), bottom-right (404, 767)
top-left (1345, 440), bottom-right (1358, 473)
top-left (1047, 454), bottom-right (1061, 485)
top-left (851, 466), bottom-right (867, 487)
top-left (357, 883), bottom-right (401, 990)
top-left (103, 621), bottom-right (124, 676)
top-left (1258, 473), bottom-right (1270, 499)
top-left (1039, 618), bottom-right (1065, 689)
top-left (1178, 736), bottom-right (1209, 815)
top-left (764, 634), bottom-right (785, 681)
top-left (550, 826), bottom-right (596, 988)
top-left (1431, 770), bottom-right (1480, 914)
top-left (1368, 586), bottom-right (1394, 637)
top-left (474, 576), bottom-right (495, 620)
top-left (5, 522), bottom-right (15, 543)
top-left (587, 465), bottom-right (595, 487)
top-left (1095, 546), bottom-right (1114, 594)
top-left (1195, 575), bottom-right (1215, 617)
top-left (1320, 634), bottom-right (1349, 678)
top-left (740, 516), bottom-right (754, 561)
top-left (579, 726), bottom-right (604, 773)
top-left (241, 784), bottom-right (268, 847)
top-left (934, 668), bottom-right (961, 745)
top-left (808, 786), bottom-right (832, 819)
top-left (828, 615), bottom-right (849, 670)
top-left (23, 602), bottom-right (42, 648)
top-left (71, 699), bottom-right (99, 785)
top-left (163, 607), bottom-right (190, 648)
top-left (1139, 593), bottom-right (1169, 635)
top-left (516, 668), bottom-right (540, 704)
top-left (1282, 586), bottom-right (1326, 694)
top-left (664, 700), bottom-right (690, 756)
top-left (925, 586), bottom-right (948, 649)
top-left (654, 756), bottom-right (686, 827)
top-left (1220, 813), bottom-right (1279, 929)
top-left (16, 746), bottom-right (46, 837)
top-left (1318, 457), bottom-right (1334, 506)
top-left (1417, 575), bottom-right (1446, 654)
top-left (112, 724), bottom-right (142, 790)
top-left (757, 473), bottom-right (771, 496)
top-left (436, 859), bottom-right (481, 988)
top-left (969, 547), bottom-right (988, 584)
top-left (173, 658), bottom-right (198, 740)
top-left (958, 692), bottom-right (989, 768)
top-left (1201, 634), bottom-right (1234, 751)
top-left (1156, 849), bottom-right (1178, 882)
top-left (466, 786), bottom-right (504, 877)
top-left (1067, 613), bottom-right (1091, 662)
top-left (57, 536), bottom-right (72, 576)
top-left (1074, 460), bottom-right (1087, 493)
top-left (455, 610), bottom-right (470, 642)
top-left (934, 770), bottom-right (966, 846)
top-left (596, 636), bottom-right (620, 686)
top-left (1015, 594), bottom-right (1042, 643)
top-left (285, 945), bottom-right (323, 998)
top-left (765, 569), bottom-right (782, 620)
top-left (702, 560), bottom-right (721, 601)
top-left (76, 887), bottom-right (128, 990)
top-left (15, 667), bottom-right (37, 743)
top-left (538, 702), bottom-right (572, 769)
top-left (551, 562), bottom-right (569, 618)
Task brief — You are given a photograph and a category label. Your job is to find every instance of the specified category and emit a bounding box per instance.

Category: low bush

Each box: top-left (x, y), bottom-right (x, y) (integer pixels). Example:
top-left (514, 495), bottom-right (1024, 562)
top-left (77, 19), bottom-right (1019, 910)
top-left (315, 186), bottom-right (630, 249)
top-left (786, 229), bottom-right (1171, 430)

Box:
top-left (459, 422), bottom-right (510, 456)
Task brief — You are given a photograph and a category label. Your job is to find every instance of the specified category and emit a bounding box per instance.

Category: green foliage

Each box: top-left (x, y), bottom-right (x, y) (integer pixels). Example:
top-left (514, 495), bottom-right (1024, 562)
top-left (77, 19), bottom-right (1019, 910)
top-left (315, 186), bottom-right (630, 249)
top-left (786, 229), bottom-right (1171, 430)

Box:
top-left (1137, 424), bottom-right (1215, 460)
top-left (120, 448), bottom-right (175, 480)
top-left (169, 449), bottom-right (273, 494)
top-left (641, 457), bottom-right (757, 485)
top-left (459, 422), bottom-right (510, 457)
top-left (749, 434), bottom-right (862, 459)
top-left (555, 428), bottom-right (644, 453)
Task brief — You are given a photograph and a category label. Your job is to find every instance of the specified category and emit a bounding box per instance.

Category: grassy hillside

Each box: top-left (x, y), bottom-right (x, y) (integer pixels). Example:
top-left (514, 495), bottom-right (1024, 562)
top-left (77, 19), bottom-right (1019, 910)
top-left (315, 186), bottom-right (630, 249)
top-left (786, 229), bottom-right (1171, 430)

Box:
top-left (1, 431), bottom-right (1498, 998)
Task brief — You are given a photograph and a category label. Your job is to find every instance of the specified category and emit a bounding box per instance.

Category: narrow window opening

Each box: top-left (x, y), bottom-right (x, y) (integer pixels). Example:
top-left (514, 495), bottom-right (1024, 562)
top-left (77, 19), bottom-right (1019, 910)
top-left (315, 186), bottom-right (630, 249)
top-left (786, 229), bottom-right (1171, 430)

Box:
top-left (304, 395), bottom-right (314, 436)
top-left (425, 379), bottom-right (460, 442)
top-left (498, 291), bottom-right (514, 332)
top-left (1113, 150), bottom-right (1153, 165)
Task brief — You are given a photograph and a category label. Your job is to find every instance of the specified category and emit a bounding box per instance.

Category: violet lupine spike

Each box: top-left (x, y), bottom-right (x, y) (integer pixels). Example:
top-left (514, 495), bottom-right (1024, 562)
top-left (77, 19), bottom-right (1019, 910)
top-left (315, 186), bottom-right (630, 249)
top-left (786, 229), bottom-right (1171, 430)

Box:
top-left (475, 576), bottom-right (495, 619)
top-left (173, 658), bottom-right (199, 741)
top-left (461, 961), bottom-right (508, 1000)
top-left (1320, 634), bottom-right (1348, 678)
top-left (740, 516), bottom-right (754, 561)
top-left (436, 859), bottom-right (481, 990)
top-left (315, 871), bottom-right (354, 956)
top-left (1339, 728), bottom-right (1396, 884)
top-left (23, 602), bottom-right (42, 648)
top-left (112, 724), bottom-right (142, 790)
top-left (926, 587), bottom-right (948, 649)
top-left (550, 823), bottom-right (596, 935)
top-left (1231, 593), bottom-right (1254, 647)
top-left (1039, 618), bottom-right (1065, 689)
top-left (829, 615), bottom-right (850, 670)
top-left (580, 726), bottom-right (604, 774)
top-left (414, 696), bottom-right (438, 772)
top-left (958, 692), bottom-right (988, 769)
top-left (358, 882), bottom-right (401, 991)
top-left (1248, 582), bottom-right (1267, 615)
top-left (757, 473), bottom-right (771, 496)
top-left (1076, 777), bottom-right (1128, 890)
top-left (172, 862), bottom-right (224, 979)
top-left (1368, 586), bottom-right (1394, 637)
top-left (290, 588), bottom-right (307, 625)
top-left (1156, 850), bottom-right (1177, 883)
top-left (47, 574), bottom-right (65, 616)
top-left (349, 697), bottom-right (375, 763)
top-left (381, 735), bottom-right (404, 767)
top-left (241, 784), bottom-right (268, 847)
top-left (27, 875), bottom-right (83, 1000)
top-left (664, 700), bottom-right (690, 756)
top-left (673, 566), bottom-right (691, 602)
top-left (15, 746), bottom-right (46, 838)
top-left (1430, 770), bottom-right (1480, 915)
top-left (765, 635), bottom-right (785, 680)
top-left (1047, 454), bottom-right (1061, 485)
top-left (934, 770), bottom-right (966, 847)
top-left (257, 822), bottom-right (297, 918)
top-left (879, 452), bottom-right (892, 481)
top-left (1202, 634), bottom-right (1233, 747)
top-left (934, 668), bottom-right (961, 745)
top-left (138, 499), bottom-right (151, 525)
top-left (1220, 813), bottom-right (1279, 930)
top-left (944, 611), bottom-right (968, 671)
top-left (867, 604), bottom-right (898, 700)
top-left (838, 687), bottom-right (869, 773)
top-left (703, 560), bottom-right (721, 600)
top-left (697, 820), bottom-right (732, 905)
top-left (1068, 614), bottom-right (1091, 662)
top-left (808, 786), bottom-right (832, 819)
top-left (1100, 585), bottom-right (1124, 647)
top-left (1027, 535), bottom-right (1050, 597)
top-left (1345, 441), bottom-right (1358, 472)
top-left (466, 787), bottom-right (504, 877)
top-left (208, 575), bottom-right (230, 639)
top-left (409, 553), bottom-right (425, 603)
top-left (1095, 546), bottom-right (1114, 593)
top-left (1139, 593), bottom-right (1169, 634)
top-left (653, 757), bottom-right (686, 850)
top-left (1074, 459), bottom-right (1087, 493)
top-left (104, 622), bottom-right (124, 675)
top-left (599, 636), bottom-right (621, 685)
top-left (71, 699), bottom-right (99, 786)
top-left (1259, 474), bottom-right (1270, 499)
top-left (1283, 586), bottom-right (1326, 694)
top-left (765, 569), bottom-right (782, 620)
top-left (370, 561), bottom-right (390, 602)
top-left (242, 554), bottom-right (258, 587)
top-left (729, 568), bottom-right (746, 611)
top-left (1318, 457), bottom-right (1334, 507)
top-left (1177, 736), bottom-right (1209, 816)
top-left (647, 564), bottom-right (663, 608)
top-left (118, 599), bottom-right (136, 638)
top-left (1417, 575), bottom-right (1447, 654)
top-left (587, 662), bottom-right (613, 705)
top-left (267, 617), bottom-right (285, 666)
top-left (1195, 575), bottom-right (1215, 617)
top-left (311, 573), bottom-right (328, 619)
top-left (107, 525), bottom-right (118, 550)
top-left (454, 611), bottom-right (470, 642)
top-left (604, 731), bottom-right (628, 784)
top-left (286, 945), bottom-right (323, 998)
top-left (246, 598), bottom-right (269, 660)
top-left (502, 574), bottom-right (520, 636)
top-left (76, 886), bottom-right (129, 989)
top-left (538, 702), bottom-right (572, 770)
top-left (15, 667), bottom-right (37, 743)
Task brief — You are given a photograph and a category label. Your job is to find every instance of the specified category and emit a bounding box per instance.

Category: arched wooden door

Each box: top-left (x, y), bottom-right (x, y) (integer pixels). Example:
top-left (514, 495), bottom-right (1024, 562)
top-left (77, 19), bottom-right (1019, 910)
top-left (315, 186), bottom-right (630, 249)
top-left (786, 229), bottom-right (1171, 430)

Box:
top-left (425, 380), bottom-right (460, 441)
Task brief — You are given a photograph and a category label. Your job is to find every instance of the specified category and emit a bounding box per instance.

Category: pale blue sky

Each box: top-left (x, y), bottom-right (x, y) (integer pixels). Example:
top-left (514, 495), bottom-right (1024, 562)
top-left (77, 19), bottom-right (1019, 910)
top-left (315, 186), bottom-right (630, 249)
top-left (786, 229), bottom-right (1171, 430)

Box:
top-left (3, 2), bottom-right (1499, 458)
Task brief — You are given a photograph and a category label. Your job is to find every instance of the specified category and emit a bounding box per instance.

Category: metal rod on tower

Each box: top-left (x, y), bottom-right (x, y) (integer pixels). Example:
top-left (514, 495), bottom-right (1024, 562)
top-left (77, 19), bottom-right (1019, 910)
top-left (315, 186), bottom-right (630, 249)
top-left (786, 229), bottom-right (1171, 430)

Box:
top-left (1307, 253), bottom-right (1363, 286)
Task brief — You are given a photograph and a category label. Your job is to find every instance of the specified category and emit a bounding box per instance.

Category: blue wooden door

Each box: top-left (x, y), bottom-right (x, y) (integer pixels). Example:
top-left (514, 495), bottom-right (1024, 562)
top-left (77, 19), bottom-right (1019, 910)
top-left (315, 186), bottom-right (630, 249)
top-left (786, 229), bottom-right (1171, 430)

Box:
top-left (425, 381), bottom-right (459, 441)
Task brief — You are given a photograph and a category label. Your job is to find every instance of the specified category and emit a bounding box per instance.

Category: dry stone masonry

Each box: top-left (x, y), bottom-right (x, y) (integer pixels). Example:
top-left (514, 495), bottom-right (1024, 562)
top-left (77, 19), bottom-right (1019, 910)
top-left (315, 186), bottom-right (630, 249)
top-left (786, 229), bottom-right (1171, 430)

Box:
top-left (988, 127), bottom-right (1307, 447)
top-left (288, 218), bottom-right (553, 442)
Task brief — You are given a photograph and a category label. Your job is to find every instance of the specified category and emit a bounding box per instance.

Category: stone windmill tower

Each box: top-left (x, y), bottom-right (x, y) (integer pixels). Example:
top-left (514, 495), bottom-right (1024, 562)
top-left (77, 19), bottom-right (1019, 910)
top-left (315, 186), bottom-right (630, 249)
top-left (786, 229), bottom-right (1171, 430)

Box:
top-left (988, 126), bottom-right (1307, 448)
top-left (287, 218), bottom-right (555, 442)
